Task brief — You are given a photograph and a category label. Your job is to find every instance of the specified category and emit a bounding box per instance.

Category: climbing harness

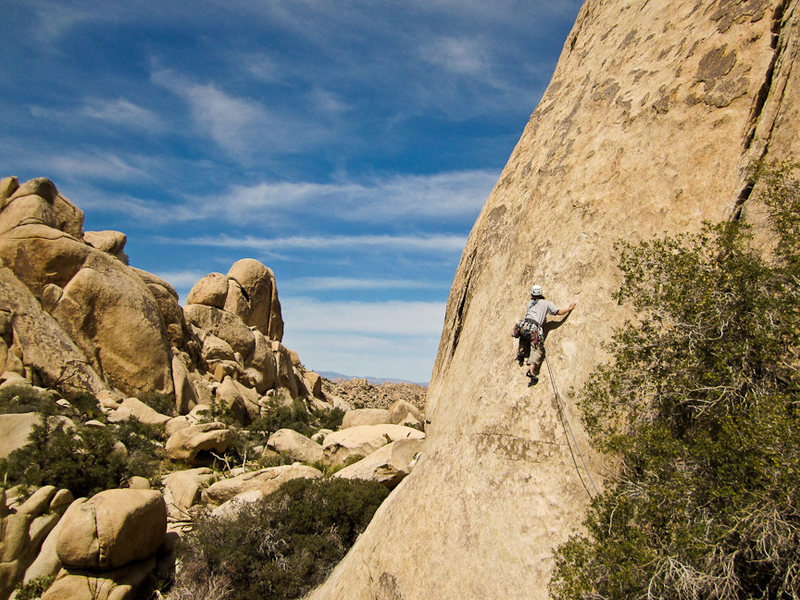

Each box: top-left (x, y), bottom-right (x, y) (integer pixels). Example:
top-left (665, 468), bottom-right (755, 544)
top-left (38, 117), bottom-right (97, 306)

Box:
top-left (544, 354), bottom-right (599, 500)
top-left (515, 318), bottom-right (542, 344)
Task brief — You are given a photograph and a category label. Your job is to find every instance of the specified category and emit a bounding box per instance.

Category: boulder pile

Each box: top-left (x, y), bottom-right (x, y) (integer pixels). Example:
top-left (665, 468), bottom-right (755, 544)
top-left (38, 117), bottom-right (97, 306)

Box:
top-left (0, 177), bottom-right (427, 599)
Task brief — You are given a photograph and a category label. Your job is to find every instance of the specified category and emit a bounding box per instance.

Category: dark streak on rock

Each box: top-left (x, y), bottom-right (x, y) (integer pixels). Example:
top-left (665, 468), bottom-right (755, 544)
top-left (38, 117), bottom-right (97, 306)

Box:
top-left (736, 0), bottom-right (792, 219)
top-left (448, 247), bottom-right (477, 361)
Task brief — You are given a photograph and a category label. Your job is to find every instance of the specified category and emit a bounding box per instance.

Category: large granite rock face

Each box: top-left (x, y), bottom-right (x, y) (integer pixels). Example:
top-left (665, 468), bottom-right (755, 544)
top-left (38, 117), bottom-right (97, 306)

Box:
top-left (310, 2), bottom-right (800, 599)
top-left (0, 267), bottom-right (107, 394)
top-left (0, 178), bottom-right (173, 396)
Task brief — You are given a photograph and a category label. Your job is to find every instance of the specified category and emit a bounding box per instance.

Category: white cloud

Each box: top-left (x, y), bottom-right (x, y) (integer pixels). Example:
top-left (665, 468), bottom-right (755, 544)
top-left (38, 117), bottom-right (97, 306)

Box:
top-left (150, 67), bottom-right (333, 158)
top-left (283, 297), bottom-right (445, 336)
top-left (151, 70), bottom-right (264, 155)
top-left (240, 53), bottom-right (282, 83)
top-left (45, 153), bottom-right (150, 182)
top-left (198, 169), bottom-right (497, 225)
top-left (425, 37), bottom-right (489, 75)
top-left (83, 169), bottom-right (496, 227)
top-left (81, 98), bottom-right (161, 129)
top-left (27, 0), bottom-right (107, 40)
top-left (170, 233), bottom-right (467, 253)
top-left (307, 87), bottom-right (351, 114)
top-left (281, 277), bottom-right (442, 292)
top-left (280, 297), bottom-right (446, 381)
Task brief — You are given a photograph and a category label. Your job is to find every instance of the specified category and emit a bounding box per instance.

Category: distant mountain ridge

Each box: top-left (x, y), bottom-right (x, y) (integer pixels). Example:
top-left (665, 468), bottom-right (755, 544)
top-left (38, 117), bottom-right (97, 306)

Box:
top-left (318, 371), bottom-right (427, 387)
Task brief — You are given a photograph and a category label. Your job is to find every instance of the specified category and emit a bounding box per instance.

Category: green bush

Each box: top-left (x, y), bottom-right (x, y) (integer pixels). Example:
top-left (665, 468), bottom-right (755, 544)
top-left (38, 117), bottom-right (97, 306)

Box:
top-left (14, 575), bottom-right (54, 600)
top-left (200, 397), bottom-right (238, 426)
top-left (0, 385), bottom-right (57, 415)
top-left (65, 391), bottom-right (105, 421)
top-left (248, 398), bottom-right (314, 438)
top-left (314, 406), bottom-right (345, 431)
top-left (0, 419), bottom-right (126, 498)
top-left (112, 418), bottom-right (166, 481)
top-left (137, 391), bottom-right (177, 417)
top-left (248, 399), bottom-right (345, 440)
top-left (311, 453), bottom-right (365, 477)
top-left (550, 166), bottom-right (800, 600)
top-left (174, 477), bottom-right (389, 600)
top-left (258, 450), bottom-right (296, 468)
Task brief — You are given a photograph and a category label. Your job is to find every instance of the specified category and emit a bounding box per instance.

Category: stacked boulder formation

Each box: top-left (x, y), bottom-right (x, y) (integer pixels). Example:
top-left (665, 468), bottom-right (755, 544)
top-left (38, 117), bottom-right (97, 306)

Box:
top-left (0, 175), bottom-right (315, 417)
top-left (0, 175), bottom-right (429, 599)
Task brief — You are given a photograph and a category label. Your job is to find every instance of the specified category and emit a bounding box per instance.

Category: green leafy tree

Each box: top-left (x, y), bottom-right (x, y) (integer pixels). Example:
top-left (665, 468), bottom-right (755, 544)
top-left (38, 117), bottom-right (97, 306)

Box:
top-left (1, 419), bottom-right (126, 497)
top-left (551, 167), bottom-right (800, 600)
top-left (0, 412), bottom-right (167, 496)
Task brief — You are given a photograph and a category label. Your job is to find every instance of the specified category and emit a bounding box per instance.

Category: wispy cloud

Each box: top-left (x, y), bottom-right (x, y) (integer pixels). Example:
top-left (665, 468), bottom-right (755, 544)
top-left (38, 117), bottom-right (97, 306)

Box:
top-left (424, 36), bottom-right (489, 76)
top-left (167, 233), bottom-right (467, 253)
top-left (282, 277), bottom-right (442, 292)
top-left (151, 69), bottom-right (265, 156)
top-left (281, 297), bottom-right (446, 381)
top-left (26, 0), bottom-right (108, 40)
top-left (283, 297), bottom-right (445, 337)
top-left (151, 67), bottom-right (334, 159)
top-left (44, 153), bottom-right (152, 182)
top-left (81, 98), bottom-right (162, 129)
top-left (67, 187), bottom-right (167, 219)
top-left (195, 169), bottom-right (497, 225)
top-left (307, 87), bottom-right (351, 114)
top-left (240, 52), bottom-right (283, 83)
top-left (67, 169), bottom-right (497, 227)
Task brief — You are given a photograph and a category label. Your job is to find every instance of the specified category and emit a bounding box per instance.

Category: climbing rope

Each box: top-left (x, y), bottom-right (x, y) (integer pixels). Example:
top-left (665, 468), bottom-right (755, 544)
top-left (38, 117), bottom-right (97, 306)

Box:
top-left (544, 354), bottom-right (599, 500)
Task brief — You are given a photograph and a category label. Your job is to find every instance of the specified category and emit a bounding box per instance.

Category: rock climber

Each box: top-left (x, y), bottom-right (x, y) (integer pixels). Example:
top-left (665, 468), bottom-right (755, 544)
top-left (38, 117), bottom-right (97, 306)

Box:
top-left (513, 284), bottom-right (575, 386)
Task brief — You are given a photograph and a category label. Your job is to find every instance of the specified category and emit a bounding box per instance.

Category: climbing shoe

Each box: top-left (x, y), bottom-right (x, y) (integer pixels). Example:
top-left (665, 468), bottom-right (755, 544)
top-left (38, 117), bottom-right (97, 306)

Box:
top-left (516, 352), bottom-right (525, 366)
top-left (526, 372), bottom-right (538, 386)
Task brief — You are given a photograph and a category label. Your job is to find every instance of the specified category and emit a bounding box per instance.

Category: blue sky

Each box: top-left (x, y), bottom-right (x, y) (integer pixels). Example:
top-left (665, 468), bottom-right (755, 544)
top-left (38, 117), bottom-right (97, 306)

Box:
top-left (1, 0), bottom-right (582, 383)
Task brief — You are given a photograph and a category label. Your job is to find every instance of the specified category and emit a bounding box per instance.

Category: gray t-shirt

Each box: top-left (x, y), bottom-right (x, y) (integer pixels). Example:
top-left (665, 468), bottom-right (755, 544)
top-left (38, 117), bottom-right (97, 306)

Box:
top-left (524, 299), bottom-right (557, 328)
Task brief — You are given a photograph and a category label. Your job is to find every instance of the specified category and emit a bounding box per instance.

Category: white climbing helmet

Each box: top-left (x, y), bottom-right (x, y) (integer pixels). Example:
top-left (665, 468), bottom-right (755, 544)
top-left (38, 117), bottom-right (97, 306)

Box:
top-left (530, 284), bottom-right (543, 297)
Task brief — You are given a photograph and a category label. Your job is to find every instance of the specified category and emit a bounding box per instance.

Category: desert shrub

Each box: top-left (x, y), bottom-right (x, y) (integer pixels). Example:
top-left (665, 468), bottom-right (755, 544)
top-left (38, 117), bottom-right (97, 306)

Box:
top-left (0, 385), bottom-right (57, 415)
top-left (208, 427), bottom-right (257, 472)
top-left (202, 397), bottom-right (238, 426)
top-left (63, 391), bottom-right (104, 421)
top-left (0, 419), bottom-right (126, 497)
top-left (311, 453), bottom-right (365, 477)
top-left (248, 398), bottom-right (314, 438)
top-left (249, 400), bottom-right (345, 440)
top-left (550, 166), bottom-right (800, 600)
top-left (14, 575), bottom-right (54, 600)
top-left (258, 450), bottom-right (296, 468)
top-left (314, 406), bottom-right (344, 431)
top-left (112, 418), bottom-right (166, 481)
top-left (174, 477), bottom-right (389, 600)
top-left (138, 391), bottom-right (177, 417)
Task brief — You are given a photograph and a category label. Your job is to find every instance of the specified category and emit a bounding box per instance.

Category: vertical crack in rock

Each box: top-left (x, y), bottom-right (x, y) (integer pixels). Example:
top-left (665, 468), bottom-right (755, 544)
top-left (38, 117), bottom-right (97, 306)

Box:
top-left (731, 182), bottom-right (755, 222)
top-left (734, 0), bottom-right (795, 219)
top-left (447, 247), bottom-right (477, 363)
top-left (743, 0), bottom-right (788, 151)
